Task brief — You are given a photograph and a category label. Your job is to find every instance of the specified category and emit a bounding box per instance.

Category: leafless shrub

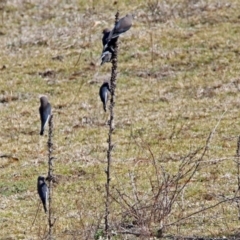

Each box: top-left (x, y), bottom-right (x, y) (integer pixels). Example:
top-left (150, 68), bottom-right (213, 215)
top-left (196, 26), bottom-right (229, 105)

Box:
top-left (109, 112), bottom-right (239, 238)
top-left (111, 146), bottom-right (204, 237)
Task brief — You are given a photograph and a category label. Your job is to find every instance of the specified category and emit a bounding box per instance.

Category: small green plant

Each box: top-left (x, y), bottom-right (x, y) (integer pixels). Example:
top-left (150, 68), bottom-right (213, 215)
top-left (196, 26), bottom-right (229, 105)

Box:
top-left (94, 228), bottom-right (104, 240)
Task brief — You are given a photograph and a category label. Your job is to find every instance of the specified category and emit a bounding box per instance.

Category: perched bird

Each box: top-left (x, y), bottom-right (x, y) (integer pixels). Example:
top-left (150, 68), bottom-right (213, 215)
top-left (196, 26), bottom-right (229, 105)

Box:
top-left (101, 14), bottom-right (133, 63)
top-left (101, 49), bottom-right (112, 65)
top-left (106, 14), bottom-right (133, 43)
top-left (37, 176), bottom-right (48, 213)
top-left (39, 96), bottom-right (51, 135)
top-left (99, 82), bottom-right (110, 112)
top-left (100, 28), bottom-right (119, 65)
top-left (102, 28), bottom-right (111, 47)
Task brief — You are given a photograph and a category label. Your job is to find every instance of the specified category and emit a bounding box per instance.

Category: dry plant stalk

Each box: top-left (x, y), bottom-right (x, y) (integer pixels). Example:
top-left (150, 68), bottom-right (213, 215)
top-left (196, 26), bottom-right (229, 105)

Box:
top-left (47, 115), bottom-right (54, 239)
top-left (236, 136), bottom-right (240, 219)
top-left (104, 11), bottom-right (119, 239)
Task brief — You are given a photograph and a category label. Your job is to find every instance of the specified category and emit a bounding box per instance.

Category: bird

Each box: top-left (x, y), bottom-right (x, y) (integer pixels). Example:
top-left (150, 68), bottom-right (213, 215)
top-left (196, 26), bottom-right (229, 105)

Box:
top-left (100, 28), bottom-right (119, 65)
top-left (106, 14), bottom-right (133, 44)
top-left (39, 96), bottom-right (51, 135)
top-left (102, 28), bottom-right (111, 47)
top-left (99, 81), bottom-right (110, 112)
top-left (37, 176), bottom-right (48, 213)
top-left (100, 49), bottom-right (113, 65)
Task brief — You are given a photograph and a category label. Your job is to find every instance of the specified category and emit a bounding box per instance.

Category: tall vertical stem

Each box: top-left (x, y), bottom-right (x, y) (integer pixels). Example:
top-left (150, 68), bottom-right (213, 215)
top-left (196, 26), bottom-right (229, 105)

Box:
top-left (236, 136), bottom-right (240, 220)
top-left (104, 11), bottom-right (119, 239)
top-left (47, 115), bottom-right (54, 239)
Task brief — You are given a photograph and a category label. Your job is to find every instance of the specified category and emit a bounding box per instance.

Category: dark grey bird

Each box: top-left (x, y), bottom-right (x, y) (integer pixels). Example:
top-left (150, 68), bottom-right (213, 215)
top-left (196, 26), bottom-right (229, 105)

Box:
top-left (37, 176), bottom-right (48, 213)
top-left (102, 28), bottom-right (111, 47)
top-left (102, 28), bottom-right (119, 49)
top-left (101, 49), bottom-right (112, 65)
top-left (106, 14), bottom-right (133, 43)
top-left (39, 96), bottom-right (51, 135)
top-left (99, 82), bottom-right (110, 112)
top-left (101, 28), bottom-right (113, 65)
top-left (101, 28), bottom-right (119, 65)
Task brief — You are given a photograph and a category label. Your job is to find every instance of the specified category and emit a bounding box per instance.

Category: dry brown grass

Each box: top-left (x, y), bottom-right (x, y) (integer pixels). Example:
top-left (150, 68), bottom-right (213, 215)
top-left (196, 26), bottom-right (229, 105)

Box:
top-left (1, 0), bottom-right (240, 239)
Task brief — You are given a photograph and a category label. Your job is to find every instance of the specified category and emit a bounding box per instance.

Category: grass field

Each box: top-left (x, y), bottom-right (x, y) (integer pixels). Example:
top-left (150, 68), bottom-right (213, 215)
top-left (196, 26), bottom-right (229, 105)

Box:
top-left (1, 0), bottom-right (240, 239)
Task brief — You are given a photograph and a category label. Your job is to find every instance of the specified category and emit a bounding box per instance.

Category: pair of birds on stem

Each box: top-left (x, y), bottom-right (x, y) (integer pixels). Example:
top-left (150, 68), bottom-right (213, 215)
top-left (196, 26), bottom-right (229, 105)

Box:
top-left (100, 13), bottom-right (133, 66)
top-left (37, 96), bottom-right (51, 213)
top-left (99, 13), bottom-right (133, 112)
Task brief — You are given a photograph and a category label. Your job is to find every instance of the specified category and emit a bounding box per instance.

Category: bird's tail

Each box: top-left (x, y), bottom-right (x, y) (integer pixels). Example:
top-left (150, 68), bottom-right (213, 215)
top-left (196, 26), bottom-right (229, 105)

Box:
top-left (103, 104), bottom-right (106, 112)
top-left (43, 204), bottom-right (47, 213)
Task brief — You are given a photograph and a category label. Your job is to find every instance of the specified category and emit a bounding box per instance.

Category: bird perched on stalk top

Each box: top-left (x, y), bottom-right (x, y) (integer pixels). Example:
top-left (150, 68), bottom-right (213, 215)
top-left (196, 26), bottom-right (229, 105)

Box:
top-left (39, 96), bottom-right (51, 135)
top-left (105, 13), bottom-right (133, 47)
top-left (37, 176), bottom-right (48, 213)
top-left (100, 14), bottom-right (133, 65)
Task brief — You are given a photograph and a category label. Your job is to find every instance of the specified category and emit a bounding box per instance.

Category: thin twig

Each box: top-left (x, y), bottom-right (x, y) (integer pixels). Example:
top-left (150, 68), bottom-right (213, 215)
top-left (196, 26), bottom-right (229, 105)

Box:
top-left (165, 196), bottom-right (239, 227)
top-left (201, 109), bottom-right (227, 158)
top-left (73, 51), bottom-right (82, 68)
top-left (30, 202), bottom-right (41, 230)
